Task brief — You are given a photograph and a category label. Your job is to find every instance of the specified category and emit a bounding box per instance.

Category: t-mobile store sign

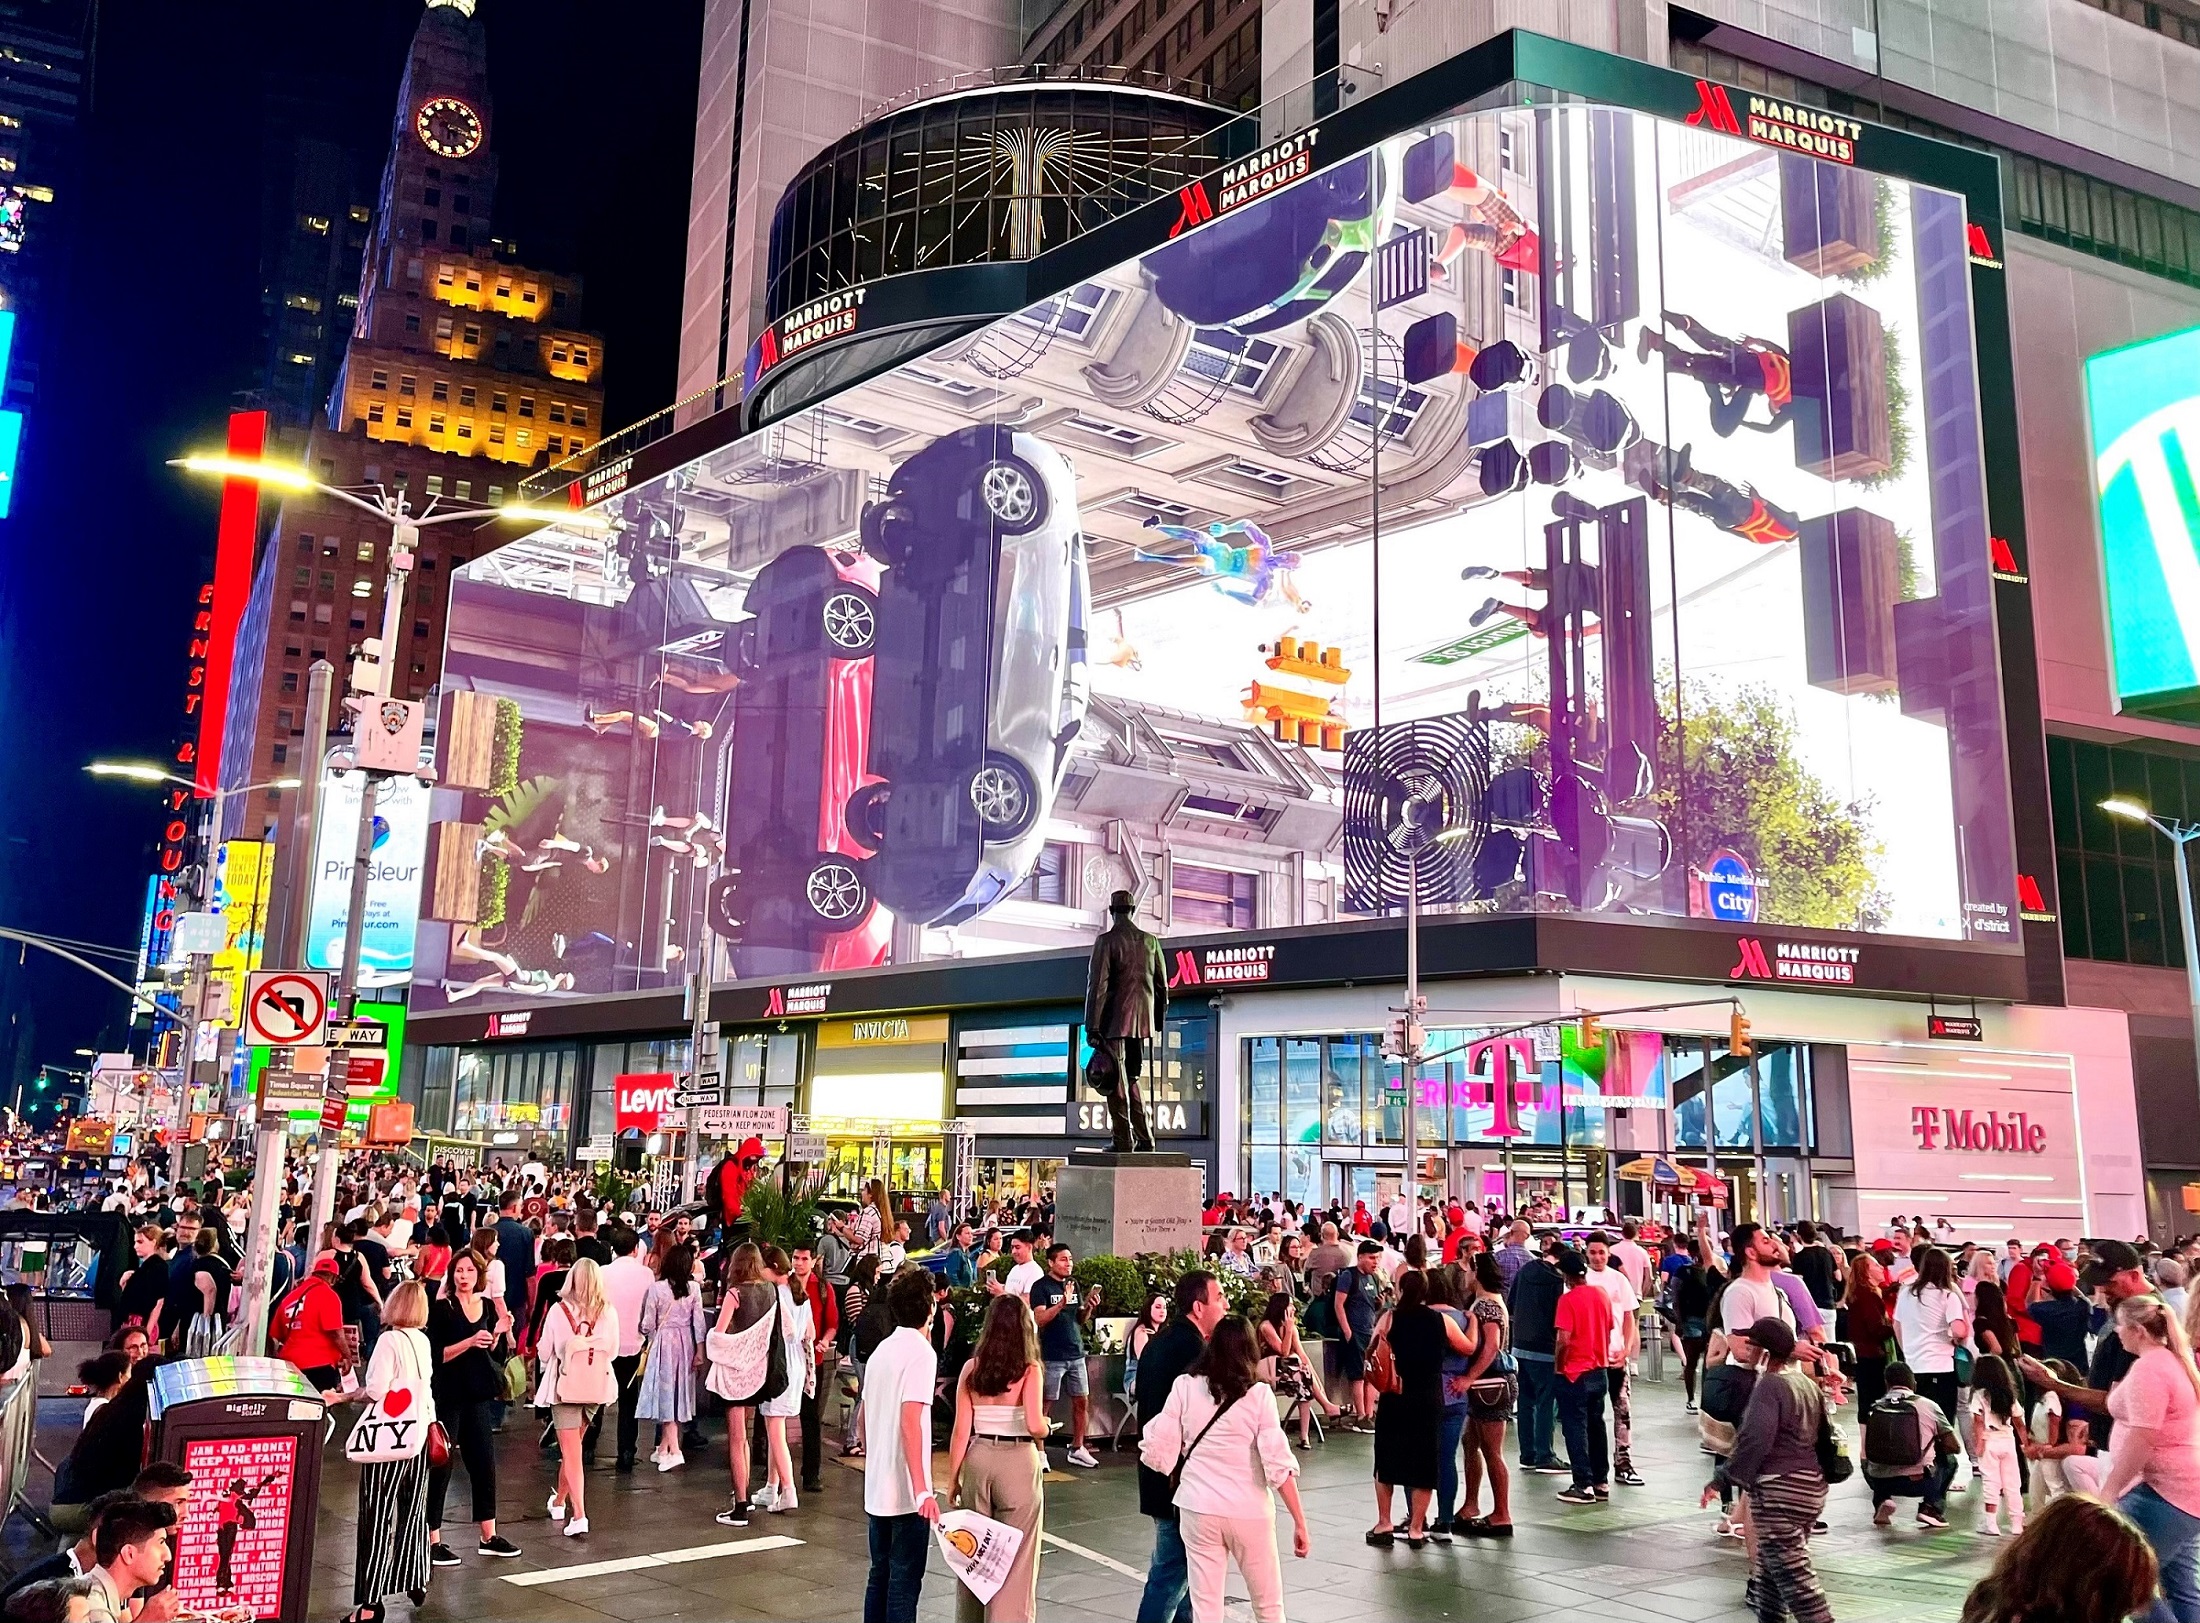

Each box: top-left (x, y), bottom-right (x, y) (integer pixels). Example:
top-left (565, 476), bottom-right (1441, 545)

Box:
top-left (1846, 1049), bottom-right (2087, 1234)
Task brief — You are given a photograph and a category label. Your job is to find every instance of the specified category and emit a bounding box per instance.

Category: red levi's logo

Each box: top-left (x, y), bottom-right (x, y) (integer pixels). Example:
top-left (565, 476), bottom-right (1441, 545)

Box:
top-left (1686, 80), bottom-right (1743, 136)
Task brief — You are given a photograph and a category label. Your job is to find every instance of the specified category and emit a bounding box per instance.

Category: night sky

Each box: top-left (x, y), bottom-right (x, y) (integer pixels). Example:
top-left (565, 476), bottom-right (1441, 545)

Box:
top-left (0, 0), bottom-right (705, 1084)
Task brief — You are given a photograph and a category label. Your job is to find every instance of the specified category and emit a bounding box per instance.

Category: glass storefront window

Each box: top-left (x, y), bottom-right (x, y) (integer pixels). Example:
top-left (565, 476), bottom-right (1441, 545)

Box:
top-left (1323, 1040), bottom-right (1360, 1147)
top-left (1283, 1038), bottom-right (1321, 1151)
top-left (450, 1041), bottom-right (581, 1141)
top-left (1673, 1039), bottom-right (1814, 1150)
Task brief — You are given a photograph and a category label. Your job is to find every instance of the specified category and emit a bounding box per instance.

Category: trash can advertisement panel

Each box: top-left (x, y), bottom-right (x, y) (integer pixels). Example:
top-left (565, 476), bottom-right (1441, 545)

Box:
top-left (413, 94), bottom-right (2019, 1014)
top-left (175, 1434), bottom-right (295, 1618)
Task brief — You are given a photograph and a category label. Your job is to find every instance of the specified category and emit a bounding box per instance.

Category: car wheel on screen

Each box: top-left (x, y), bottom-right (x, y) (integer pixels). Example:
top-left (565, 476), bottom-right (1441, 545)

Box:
top-left (976, 459), bottom-right (1046, 534)
top-left (843, 782), bottom-right (891, 848)
top-left (705, 875), bottom-right (744, 940)
top-left (803, 859), bottom-right (870, 924)
top-left (821, 585), bottom-right (878, 655)
top-left (969, 754), bottom-right (1038, 839)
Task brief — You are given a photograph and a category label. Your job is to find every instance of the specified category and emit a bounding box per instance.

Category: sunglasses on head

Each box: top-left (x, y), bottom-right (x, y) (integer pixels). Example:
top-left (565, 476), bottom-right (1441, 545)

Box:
top-left (738, 1156), bottom-right (763, 1170)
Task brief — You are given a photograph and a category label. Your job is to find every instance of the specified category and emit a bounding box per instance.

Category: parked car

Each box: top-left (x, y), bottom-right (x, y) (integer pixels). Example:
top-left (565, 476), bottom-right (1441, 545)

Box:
top-left (857, 424), bottom-right (1092, 926)
top-left (717, 542), bottom-right (893, 976)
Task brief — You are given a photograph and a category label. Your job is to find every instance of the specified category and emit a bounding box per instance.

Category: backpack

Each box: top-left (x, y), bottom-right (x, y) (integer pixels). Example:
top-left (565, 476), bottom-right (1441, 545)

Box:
top-left (1701, 1359), bottom-right (1758, 1425)
top-left (851, 1285), bottom-right (895, 1363)
top-left (1863, 1393), bottom-right (1929, 1471)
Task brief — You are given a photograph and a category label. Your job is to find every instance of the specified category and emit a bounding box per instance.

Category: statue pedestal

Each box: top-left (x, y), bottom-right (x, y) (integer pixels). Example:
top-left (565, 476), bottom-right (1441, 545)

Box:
top-left (1056, 1152), bottom-right (1202, 1261)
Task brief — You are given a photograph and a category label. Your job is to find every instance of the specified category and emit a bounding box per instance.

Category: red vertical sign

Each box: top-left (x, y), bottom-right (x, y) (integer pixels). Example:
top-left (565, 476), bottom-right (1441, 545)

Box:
top-left (195, 409), bottom-right (267, 797)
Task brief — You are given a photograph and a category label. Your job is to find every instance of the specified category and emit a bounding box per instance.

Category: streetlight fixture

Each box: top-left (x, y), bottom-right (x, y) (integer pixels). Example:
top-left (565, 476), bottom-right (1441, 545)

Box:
top-left (2102, 796), bottom-right (2200, 1097)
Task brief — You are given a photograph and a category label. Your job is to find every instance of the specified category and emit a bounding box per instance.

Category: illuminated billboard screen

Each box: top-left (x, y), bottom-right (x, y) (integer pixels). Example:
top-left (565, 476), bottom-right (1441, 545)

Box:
top-left (413, 96), bottom-right (2019, 1013)
top-left (307, 768), bottom-right (428, 988)
top-left (2086, 323), bottom-right (2200, 720)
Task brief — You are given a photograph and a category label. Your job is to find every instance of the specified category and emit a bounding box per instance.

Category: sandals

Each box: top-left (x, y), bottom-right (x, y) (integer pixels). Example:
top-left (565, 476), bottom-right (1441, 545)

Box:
top-left (1403, 1529), bottom-right (1428, 1550)
top-left (1365, 1527), bottom-right (1395, 1548)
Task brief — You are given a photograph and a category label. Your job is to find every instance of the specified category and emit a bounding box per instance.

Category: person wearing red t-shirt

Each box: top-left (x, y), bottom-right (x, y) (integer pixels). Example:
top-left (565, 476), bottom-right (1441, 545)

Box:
top-left (1551, 1250), bottom-right (1615, 1504)
top-left (271, 1254), bottom-right (350, 1391)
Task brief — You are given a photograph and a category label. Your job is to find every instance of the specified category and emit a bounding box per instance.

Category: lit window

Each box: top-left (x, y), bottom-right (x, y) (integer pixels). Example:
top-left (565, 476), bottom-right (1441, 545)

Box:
top-left (285, 293), bottom-right (321, 313)
top-left (428, 413), bottom-right (445, 434)
top-left (300, 214), bottom-right (329, 234)
top-left (426, 476), bottom-right (444, 496)
top-left (367, 403), bottom-right (385, 424)
top-left (287, 352), bottom-right (313, 365)
top-left (395, 407), bottom-right (413, 428)
top-left (437, 266), bottom-right (454, 288)
top-left (356, 540), bottom-right (375, 562)
top-left (435, 316), bottom-right (453, 339)
top-left (487, 485), bottom-right (503, 501)
top-left (516, 428), bottom-right (530, 446)
top-left (568, 437), bottom-right (584, 453)
top-left (350, 205), bottom-right (369, 223)
top-left (455, 481), bottom-right (471, 500)
top-left (457, 421), bottom-right (473, 439)
top-left (488, 424), bottom-right (504, 445)
top-left (350, 578), bottom-right (372, 598)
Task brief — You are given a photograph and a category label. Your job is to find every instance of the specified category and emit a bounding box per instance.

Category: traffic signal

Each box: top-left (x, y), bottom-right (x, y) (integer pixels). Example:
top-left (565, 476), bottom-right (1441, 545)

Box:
top-left (1382, 1013), bottom-right (1426, 1062)
top-left (1729, 1007), bottom-right (1753, 1059)
top-left (1576, 1012), bottom-right (1604, 1049)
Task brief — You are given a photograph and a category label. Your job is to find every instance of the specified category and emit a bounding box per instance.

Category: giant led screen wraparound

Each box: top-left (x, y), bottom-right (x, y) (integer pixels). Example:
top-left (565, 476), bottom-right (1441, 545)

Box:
top-left (411, 96), bottom-right (2020, 1012)
top-left (2086, 322), bottom-right (2200, 721)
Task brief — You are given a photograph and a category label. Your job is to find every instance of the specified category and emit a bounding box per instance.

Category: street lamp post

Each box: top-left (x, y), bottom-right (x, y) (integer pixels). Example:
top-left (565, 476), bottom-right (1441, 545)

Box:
top-left (86, 764), bottom-right (301, 1178)
top-left (172, 453), bottom-right (601, 1335)
top-left (2103, 796), bottom-right (2200, 1111)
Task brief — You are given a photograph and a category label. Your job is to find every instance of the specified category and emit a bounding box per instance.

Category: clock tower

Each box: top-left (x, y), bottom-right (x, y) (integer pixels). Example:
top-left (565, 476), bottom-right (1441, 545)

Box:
top-left (216, 0), bottom-right (607, 837)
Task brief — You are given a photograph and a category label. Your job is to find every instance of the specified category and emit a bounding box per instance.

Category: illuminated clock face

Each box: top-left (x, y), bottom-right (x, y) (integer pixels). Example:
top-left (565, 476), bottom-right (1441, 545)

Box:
top-left (416, 96), bottom-right (482, 158)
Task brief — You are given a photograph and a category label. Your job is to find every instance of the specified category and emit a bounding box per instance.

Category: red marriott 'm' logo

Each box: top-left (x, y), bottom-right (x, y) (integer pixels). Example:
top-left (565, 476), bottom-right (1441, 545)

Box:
top-left (1168, 182), bottom-right (1215, 239)
top-left (764, 987), bottom-right (785, 1017)
top-left (1729, 937), bottom-right (1774, 979)
top-left (1686, 80), bottom-right (1743, 136)
top-left (1166, 949), bottom-right (1202, 989)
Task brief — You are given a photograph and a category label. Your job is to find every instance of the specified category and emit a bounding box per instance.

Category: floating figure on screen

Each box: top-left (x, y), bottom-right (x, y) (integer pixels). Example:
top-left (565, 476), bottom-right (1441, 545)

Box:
top-left (1400, 133), bottom-right (1541, 276)
top-left (1461, 563), bottom-right (1604, 641)
top-left (1626, 442), bottom-right (1801, 545)
top-left (1098, 608), bottom-right (1143, 672)
top-left (585, 706), bottom-right (661, 738)
top-left (1635, 311), bottom-right (1798, 437)
top-left (442, 966), bottom-right (577, 1000)
top-left (1134, 518), bottom-right (1311, 611)
top-left (654, 664), bottom-right (743, 696)
top-left (648, 808), bottom-right (724, 868)
top-left (451, 923), bottom-right (522, 979)
top-left (530, 826), bottom-right (612, 875)
top-left (214, 1471), bottom-right (282, 1594)
top-left (477, 828), bottom-right (528, 865)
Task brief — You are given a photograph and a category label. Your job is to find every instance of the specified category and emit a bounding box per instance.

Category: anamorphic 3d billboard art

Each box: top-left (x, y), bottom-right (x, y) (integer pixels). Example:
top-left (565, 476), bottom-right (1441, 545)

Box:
top-left (411, 93), bottom-right (2019, 1012)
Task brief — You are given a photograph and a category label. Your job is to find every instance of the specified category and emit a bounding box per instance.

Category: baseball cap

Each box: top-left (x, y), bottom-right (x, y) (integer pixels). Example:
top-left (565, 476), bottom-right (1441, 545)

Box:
top-left (2046, 1261), bottom-right (2079, 1293)
top-left (1744, 1316), bottom-right (1797, 1360)
top-left (2080, 1238), bottom-right (2144, 1292)
top-left (1870, 1239), bottom-right (1895, 1257)
top-left (1557, 1249), bottom-right (1588, 1278)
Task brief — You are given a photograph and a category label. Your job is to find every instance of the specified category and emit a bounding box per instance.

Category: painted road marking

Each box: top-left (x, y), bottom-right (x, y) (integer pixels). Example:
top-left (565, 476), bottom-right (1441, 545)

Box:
top-left (502, 1534), bottom-right (803, 1586)
top-left (1040, 1531), bottom-right (1143, 1579)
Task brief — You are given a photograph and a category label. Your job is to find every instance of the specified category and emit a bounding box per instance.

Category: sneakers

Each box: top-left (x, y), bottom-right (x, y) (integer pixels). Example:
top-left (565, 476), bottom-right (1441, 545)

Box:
top-left (658, 1451), bottom-right (685, 1473)
top-left (1685, 1402), bottom-right (1700, 1416)
top-left (1616, 1468), bottom-right (1646, 1487)
top-left (1592, 1486), bottom-right (1610, 1501)
top-left (1873, 1501), bottom-right (1896, 1528)
top-left (547, 1494), bottom-right (567, 1522)
top-left (1918, 1508), bottom-right (1949, 1530)
top-left (754, 1483), bottom-right (781, 1511)
top-left (1066, 1448), bottom-right (1100, 1469)
top-left (770, 1489), bottom-right (799, 1515)
top-left (478, 1536), bottom-right (521, 1558)
top-left (1555, 1486), bottom-right (1598, 1505)
top-left (1975, 1523), bottom-right (2000, 1538)
top-left (715, 1500), bottom-right (752, 1528)
top-left (564, 1517), bottom-right (589, 1538)
top-left (430, 1544), bottom-right (462, 1568)
top-left (1528, 1461), bottom-right (1573, 1475)
top-left (1426, 1527), bottom-right (1452, 1545)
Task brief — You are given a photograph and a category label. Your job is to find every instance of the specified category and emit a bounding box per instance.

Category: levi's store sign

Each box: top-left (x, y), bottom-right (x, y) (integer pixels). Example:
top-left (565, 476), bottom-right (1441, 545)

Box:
top-left (615, 1072), bottom-right (678, 1134)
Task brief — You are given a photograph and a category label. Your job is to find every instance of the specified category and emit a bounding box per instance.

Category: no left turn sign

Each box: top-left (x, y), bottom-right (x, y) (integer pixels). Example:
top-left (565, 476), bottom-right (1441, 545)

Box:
top-left (245, 970), bottom-right (331, 1047)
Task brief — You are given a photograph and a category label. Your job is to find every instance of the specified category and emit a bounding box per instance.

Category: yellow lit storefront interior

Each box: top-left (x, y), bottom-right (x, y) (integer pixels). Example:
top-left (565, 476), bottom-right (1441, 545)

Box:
top-left (805, 1016), bottom-right (950, 1199)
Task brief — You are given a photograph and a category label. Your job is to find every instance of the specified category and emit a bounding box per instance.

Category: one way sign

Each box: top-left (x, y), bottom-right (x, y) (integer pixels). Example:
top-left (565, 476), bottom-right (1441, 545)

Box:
top-left (245, 970), bottom-right (331, 1048)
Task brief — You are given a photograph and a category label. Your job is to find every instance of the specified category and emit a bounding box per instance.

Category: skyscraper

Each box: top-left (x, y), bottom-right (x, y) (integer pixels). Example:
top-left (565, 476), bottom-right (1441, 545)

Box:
top-left (219, 0), bottom-right (606, 838)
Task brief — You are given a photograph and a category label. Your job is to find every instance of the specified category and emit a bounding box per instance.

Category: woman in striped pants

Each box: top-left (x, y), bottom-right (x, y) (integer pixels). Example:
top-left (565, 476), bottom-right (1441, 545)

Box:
top-left (1724, 1316), bottom-right (1833, 1623)
top-left (348, 1282), bottom-right (436, 1623)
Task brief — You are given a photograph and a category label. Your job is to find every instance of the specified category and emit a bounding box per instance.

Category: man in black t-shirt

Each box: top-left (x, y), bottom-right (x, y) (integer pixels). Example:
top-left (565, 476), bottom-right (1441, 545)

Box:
top-left (2020, 1238), bottom-right (2149, 1451)
top-left (112, 1224), bottom-right (168, 1335)
top-left (1790, 1221), bottom-right (1842, 1312)
top-left (350, 1218), bottom-right (393, 1359)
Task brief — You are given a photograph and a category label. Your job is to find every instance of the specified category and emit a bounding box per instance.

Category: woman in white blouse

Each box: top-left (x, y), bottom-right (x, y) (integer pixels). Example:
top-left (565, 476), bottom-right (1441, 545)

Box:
top-left (1892, 1245), bottom-right (1973, 1474)
top-left (1139, 1315), bottom-right (1311, 1623)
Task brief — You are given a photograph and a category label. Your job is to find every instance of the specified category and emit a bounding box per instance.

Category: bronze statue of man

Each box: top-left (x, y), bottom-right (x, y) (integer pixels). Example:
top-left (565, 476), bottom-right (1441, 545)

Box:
top-left (1084, 889), bottom-right (1167, 1152)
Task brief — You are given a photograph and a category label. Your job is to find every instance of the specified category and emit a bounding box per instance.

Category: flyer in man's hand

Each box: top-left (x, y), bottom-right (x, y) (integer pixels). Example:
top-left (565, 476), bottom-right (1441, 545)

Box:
top-left (934, 1508), bottom-right (1025, 1605)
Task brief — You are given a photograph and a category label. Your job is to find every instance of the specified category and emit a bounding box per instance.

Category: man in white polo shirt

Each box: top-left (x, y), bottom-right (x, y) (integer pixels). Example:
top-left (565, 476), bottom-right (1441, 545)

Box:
top-left (861, 1270), bottom-right (942, 1623)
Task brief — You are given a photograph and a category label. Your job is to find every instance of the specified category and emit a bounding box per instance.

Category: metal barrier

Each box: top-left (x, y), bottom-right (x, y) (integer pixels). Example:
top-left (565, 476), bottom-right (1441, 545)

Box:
top-left (0, 1369), bottom-right (52, 1540)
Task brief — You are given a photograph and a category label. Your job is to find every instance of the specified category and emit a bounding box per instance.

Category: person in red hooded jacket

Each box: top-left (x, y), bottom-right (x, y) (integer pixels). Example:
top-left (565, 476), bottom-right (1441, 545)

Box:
top-left (271, 1253), bottom-right (350, 1391)
top-left (706, 1139), bottom-right (768, 1234)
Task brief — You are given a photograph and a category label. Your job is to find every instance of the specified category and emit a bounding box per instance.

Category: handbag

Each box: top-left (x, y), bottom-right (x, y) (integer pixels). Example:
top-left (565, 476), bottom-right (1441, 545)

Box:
top-left (502, 1354), bottom-right (530, 1404)
top-left (1366, 1331), bottom-right (1402, 1398)
top-left (1814, 1392), bottom-right (1855, 1485)
top-left (1953, 1342), bottom-right (1975, 1385)
top-left (552, 1305), bottom-right (617, 1407)
top-left (346, 1330), bottom-right (434, 1464)
top-left (426, 1420), bottom-right (452, 1470)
